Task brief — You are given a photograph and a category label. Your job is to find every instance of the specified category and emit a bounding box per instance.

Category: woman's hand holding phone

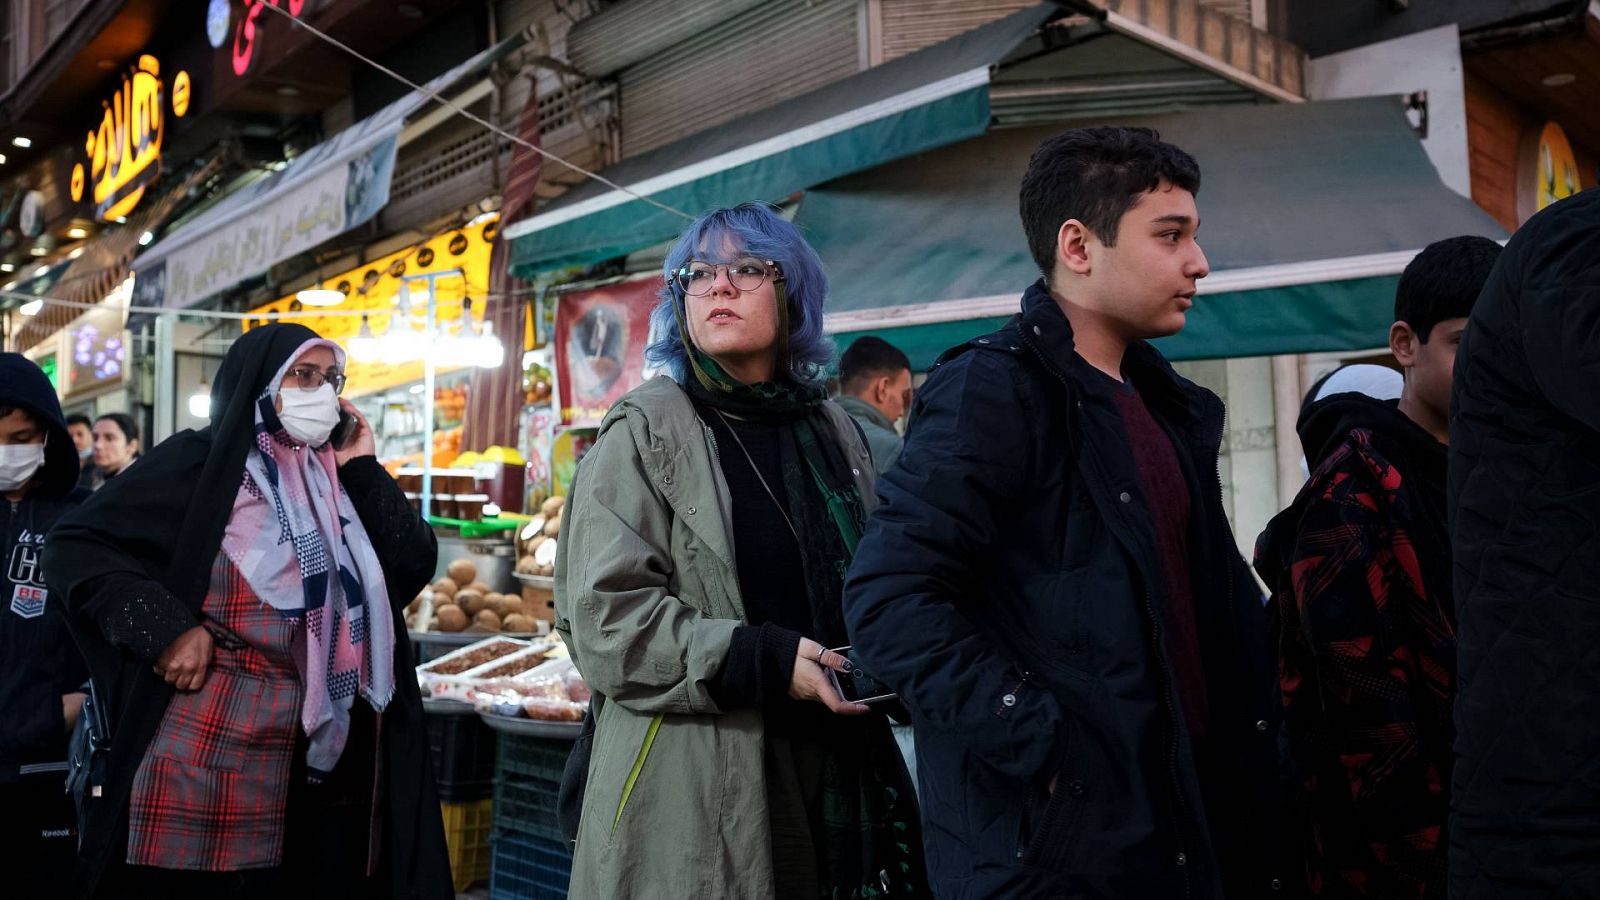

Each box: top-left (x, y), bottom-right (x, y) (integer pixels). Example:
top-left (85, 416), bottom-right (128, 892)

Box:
top-left (791, 638), bottom-right (870, 716)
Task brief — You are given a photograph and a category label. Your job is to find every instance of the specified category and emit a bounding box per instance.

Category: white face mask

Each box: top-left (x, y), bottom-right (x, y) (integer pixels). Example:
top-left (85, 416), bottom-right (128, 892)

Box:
top-left (0, 443), bottom-right (46, 491)
top-left (277, 384), bottom-right (341, 447)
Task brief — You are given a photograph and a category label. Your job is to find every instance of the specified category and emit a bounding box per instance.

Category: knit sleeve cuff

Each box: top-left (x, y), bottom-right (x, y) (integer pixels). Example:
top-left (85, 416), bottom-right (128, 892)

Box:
top-left (710, 623), bottom-right (802, 709)
top-left (87, 574), bottom-right (198, 666)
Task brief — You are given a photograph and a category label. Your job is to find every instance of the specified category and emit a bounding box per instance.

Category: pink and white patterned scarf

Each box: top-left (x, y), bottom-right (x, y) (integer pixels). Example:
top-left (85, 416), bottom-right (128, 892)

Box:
top-left (221, 339), bottom-right (395, 779)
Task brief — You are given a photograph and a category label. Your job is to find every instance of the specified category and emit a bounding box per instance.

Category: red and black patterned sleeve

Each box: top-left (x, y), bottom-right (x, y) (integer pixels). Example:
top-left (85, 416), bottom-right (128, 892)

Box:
top-left (1280, 434), bottom-right (1452, 899)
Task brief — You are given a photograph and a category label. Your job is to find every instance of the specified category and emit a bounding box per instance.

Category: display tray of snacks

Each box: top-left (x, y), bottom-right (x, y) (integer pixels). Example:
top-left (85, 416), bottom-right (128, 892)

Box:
top-left (416, 636), bottom-right (534, 677)
top-left (512, 573), bottom-right (556, 590)
top-left (468, 659), bottom-right (589, 737)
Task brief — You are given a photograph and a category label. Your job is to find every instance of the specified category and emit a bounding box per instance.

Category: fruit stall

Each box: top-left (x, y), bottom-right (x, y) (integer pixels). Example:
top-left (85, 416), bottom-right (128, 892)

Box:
top-left (412, 500), bottom-right (584, 898)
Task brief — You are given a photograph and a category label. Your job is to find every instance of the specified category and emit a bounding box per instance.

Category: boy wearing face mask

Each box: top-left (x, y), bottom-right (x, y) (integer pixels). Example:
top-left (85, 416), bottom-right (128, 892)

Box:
top-left (0, 353), bottom-right (91, 899)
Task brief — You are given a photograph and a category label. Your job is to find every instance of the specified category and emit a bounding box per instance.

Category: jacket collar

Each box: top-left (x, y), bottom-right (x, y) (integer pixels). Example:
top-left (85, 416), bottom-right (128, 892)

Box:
top-left (833, 394), bottom-right (895, 433)
top-left (1015, 280), bottom-right (1216, 433)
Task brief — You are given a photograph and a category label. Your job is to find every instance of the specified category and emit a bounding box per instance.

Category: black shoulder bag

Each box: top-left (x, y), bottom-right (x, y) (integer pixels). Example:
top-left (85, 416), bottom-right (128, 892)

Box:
top-left (64, 678), bottom-right (111, 845)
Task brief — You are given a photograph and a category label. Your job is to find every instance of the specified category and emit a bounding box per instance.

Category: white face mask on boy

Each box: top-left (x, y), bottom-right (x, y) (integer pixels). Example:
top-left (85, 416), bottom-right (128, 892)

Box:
top-left (0, 442), bottom-right (46, 491)
top-left (277, 384), bottom-right (341, 447)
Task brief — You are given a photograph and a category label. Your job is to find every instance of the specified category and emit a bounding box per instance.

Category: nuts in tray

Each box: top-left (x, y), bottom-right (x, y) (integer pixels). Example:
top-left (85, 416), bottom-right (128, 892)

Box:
top-left (471, 651), bottom-right (553, 680)
top-left (419, 639), bottom-right (524, 675)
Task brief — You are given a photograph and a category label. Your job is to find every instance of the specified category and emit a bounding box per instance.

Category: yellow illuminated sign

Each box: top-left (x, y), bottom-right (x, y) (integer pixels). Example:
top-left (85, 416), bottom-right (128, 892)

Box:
top-left (244, 216), bottom-right (499, 397)
top-left (1535, 122), bottom-right (1580, 212)
top-left (69, 55), bottom-right (191, 223)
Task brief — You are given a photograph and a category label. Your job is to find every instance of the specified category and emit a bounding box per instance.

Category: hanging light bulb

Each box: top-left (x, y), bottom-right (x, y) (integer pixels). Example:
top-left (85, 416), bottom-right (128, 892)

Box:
top-left (187, 381), bottom-right (212, 419)
top-left (348, 313), bottom-right (381, 362)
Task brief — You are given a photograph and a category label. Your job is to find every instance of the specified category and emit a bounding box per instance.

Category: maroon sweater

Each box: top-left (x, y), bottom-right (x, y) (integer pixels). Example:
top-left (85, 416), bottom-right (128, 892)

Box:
top-left (1102, 373), bottom-right (1207, 743)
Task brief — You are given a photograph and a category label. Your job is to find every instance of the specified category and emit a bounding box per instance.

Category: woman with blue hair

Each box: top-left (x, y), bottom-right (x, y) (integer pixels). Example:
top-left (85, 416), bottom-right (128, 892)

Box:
top-left (555, 203), bottom-right (926, 898)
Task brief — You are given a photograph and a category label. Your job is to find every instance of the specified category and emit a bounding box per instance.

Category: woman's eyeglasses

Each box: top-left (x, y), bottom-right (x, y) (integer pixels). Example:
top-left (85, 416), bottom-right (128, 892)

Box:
top-left (285, 365), bottom-right (347, 395)
top-left (673, 259), bottom-right (783, 297)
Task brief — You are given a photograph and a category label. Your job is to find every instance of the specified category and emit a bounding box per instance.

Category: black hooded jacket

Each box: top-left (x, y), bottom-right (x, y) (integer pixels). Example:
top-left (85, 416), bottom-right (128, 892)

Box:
top-left (1255, 392), bottom-right (1454, 899)
top-left (42, 325), bottom-right (451, 899)
top-left (0, 353), bottom-right (90, 782)
top-left (1448, 189), bottom-right (1600, 899)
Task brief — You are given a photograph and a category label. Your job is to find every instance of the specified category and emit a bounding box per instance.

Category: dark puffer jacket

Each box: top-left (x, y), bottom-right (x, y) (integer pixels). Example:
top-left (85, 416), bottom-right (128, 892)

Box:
top-left (1448, 188), bottom-right (1600, 899)
top-left (844, 282), bottom-right (1281, 899)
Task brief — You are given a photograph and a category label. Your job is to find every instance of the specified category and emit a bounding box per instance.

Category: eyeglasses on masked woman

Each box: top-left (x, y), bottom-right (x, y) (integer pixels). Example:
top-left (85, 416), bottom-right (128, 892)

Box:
top-left (283, 364), bottom-right (347, 395)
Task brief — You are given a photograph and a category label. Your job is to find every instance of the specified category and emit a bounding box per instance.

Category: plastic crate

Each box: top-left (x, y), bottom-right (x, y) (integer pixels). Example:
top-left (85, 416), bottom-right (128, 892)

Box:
top-left (489, 829), bottom-right (573, 900)
top-left (441, 798), bottom-right (493, 892)
top-left (427, 712), bottom-right (497, 801)
top-left (495, 732), bottom-right (572, 784)
top-left (494, 774), bottom-right (563, 843)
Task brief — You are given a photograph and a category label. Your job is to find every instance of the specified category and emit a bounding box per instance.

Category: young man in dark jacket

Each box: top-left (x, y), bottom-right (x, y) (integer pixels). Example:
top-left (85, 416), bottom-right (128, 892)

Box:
top-left (1255, 236), bottom-right (1501, 899)
top-left (843, 127), bottom-right (1279, 899)
top-left (1449, 190), bottom-right (1600, 899)
top-left (0, 353), bottom-right (91, 899)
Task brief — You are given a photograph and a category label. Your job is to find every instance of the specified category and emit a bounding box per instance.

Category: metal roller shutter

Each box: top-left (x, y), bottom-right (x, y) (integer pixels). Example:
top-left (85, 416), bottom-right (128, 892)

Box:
top-left (878, 0), bottom-right (1037, 63)
top-left (618, 0), bottom-right (862, 157)
top-left (566, 0), bottom-right (774, 76)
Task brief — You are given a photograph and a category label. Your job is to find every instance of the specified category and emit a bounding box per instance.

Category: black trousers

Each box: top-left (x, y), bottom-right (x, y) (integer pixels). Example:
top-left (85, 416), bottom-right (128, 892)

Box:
top-left (0, 773), bottom-right (79, 900)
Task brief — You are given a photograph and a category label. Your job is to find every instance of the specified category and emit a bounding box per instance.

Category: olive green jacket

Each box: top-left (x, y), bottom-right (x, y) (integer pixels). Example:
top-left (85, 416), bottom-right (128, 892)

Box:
top-left (554, 376), bottom-right (876, 899)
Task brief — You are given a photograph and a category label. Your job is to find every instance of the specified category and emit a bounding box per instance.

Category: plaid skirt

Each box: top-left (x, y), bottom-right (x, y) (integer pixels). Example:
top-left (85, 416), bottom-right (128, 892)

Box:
top-left (127, 553), bottom-right (302, 871)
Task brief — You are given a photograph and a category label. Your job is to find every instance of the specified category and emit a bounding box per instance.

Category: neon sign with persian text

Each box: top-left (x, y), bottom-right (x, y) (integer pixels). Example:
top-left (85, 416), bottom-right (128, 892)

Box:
top-left (232, 0), bottom-right (307, 77)
top-left (69, 55), bottom-right (192, 223)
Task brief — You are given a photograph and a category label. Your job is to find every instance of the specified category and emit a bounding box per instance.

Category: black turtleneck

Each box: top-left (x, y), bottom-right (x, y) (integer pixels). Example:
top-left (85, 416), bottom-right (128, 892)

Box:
top-left (697, 403), bottom-right (811, 717)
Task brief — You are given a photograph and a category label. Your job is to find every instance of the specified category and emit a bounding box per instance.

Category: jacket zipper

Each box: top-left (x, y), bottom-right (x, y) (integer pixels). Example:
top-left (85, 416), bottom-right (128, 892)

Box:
top-left (612, 713), bottom-right (664, 834)
top-left (1019, 329), bottom-right (1192, 895)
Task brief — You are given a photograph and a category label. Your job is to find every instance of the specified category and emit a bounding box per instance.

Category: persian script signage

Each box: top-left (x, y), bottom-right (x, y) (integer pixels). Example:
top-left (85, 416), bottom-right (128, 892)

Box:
top-left (230, 0), bottom-right (306, 77)
top-left (69, 55), bottom-right (192, 223)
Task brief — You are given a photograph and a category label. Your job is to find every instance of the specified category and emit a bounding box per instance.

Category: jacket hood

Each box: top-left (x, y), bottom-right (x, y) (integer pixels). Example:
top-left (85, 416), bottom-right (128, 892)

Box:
top-left (0, 352), bottom-right (77, 498)
top-left (1257, 391), bottom-right (1446, 582)
top-left (1297, 391), bottom-right (1441, 472)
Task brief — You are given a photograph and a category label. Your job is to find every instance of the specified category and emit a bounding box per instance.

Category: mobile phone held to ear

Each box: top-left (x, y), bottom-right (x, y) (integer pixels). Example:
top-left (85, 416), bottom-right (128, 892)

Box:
top-left (825, 645), bottom-right (898, 705)
top-left (329, 409), bottom-right (357, 450)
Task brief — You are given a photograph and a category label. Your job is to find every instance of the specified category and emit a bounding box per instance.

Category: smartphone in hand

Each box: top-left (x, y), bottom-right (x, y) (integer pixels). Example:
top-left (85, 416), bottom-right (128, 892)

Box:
top-left (825, 645), bottom-right (898, 705)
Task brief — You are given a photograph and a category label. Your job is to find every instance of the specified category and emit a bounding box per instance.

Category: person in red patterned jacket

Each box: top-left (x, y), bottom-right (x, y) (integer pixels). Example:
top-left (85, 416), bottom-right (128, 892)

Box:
top-left (1254, 235), bottom-right (1501, 900)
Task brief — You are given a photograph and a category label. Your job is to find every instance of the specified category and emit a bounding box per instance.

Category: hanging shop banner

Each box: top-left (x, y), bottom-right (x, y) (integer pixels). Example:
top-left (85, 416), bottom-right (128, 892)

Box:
top-left (133, 133), bottom-right (397, 309)
top-left (242, 215), bottom-right (498, 397)
top-left (553, 276), bottom-right (658, 427)
top-left (68, 55), bottom-right (193, 223)
top-left (132, 43), bottom-right (501, 309)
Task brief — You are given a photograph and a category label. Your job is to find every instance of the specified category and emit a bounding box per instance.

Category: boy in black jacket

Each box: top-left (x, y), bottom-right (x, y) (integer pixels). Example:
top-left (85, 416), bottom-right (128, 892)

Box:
top-left (844, 127), bottom-right (1277, 899)
top-left (1255, 236), bottom-right (1501, 899)
top-left (0, 353), bottom-right (92, 898)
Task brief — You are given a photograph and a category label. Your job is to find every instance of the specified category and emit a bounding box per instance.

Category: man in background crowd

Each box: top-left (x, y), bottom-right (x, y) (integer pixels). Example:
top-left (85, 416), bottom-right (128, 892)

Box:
top-left (65, 414), bottom-right (94, 488)
top-left (835, 336), bottom-right (912, 474)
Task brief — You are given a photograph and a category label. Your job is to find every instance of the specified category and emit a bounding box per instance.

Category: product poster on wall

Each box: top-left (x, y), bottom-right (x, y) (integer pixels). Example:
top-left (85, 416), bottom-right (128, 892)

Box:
top-left (554, 276), bottom-right (659, 427)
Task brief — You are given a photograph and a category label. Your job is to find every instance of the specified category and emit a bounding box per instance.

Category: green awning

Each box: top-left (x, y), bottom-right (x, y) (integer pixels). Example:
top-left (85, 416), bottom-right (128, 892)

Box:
top-left (503, 4), bottom-right (1060, 277)
top-left (809, 96), bottom-right (1508, 366)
